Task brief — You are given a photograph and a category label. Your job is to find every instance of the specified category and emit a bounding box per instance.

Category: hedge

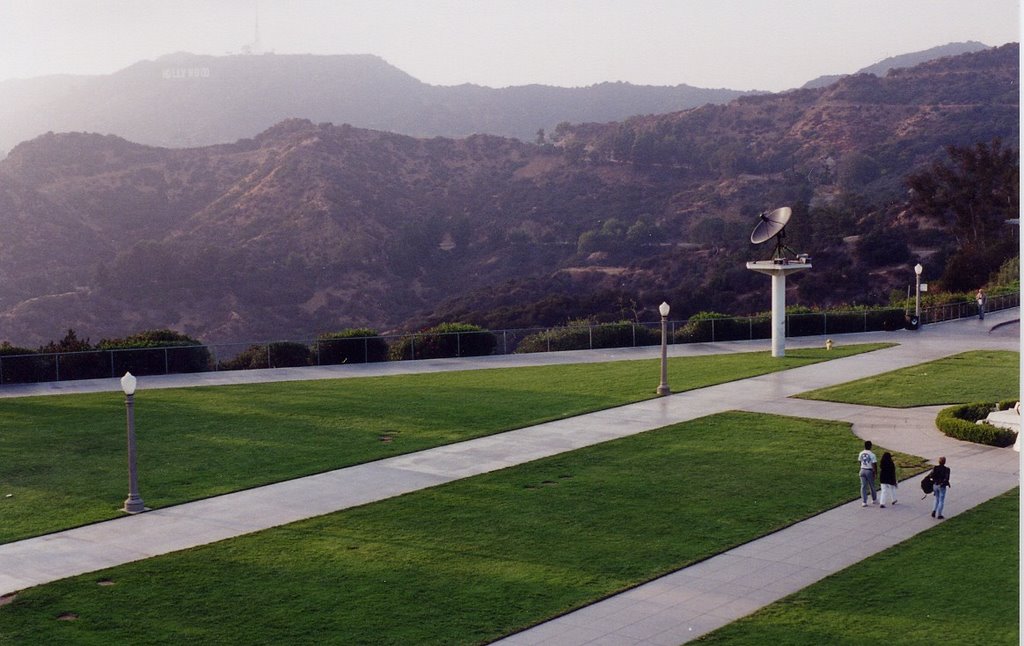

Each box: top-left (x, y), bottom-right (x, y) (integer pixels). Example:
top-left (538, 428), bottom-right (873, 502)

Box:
top-left (220, 342), bottom-right (312, 370)
top-left (516, 321), bottom-right (659, 353)
top-left (0, 343), bottom-right (47, 384)
top-left (315, 329), bottom-right (388, 364)
top-left (674, 312), bottom-right (769, 344)
top-left (935, 402), bottom-right (1018, 447)
top-left (389, 323), bottom-right (497, 360)
top-left (99, 329), bottom-right (211, 377)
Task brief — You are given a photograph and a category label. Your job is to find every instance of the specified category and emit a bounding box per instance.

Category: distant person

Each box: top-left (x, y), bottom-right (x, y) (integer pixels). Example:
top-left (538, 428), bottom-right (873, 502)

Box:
top-left (930, 456), bottom-right (951, 519)
top-left (858, 440), bottom-right (878, 507)
top-left (976, 289), bottom-right (986, 320)
top-left (878, 452), bottom-right (898, 508)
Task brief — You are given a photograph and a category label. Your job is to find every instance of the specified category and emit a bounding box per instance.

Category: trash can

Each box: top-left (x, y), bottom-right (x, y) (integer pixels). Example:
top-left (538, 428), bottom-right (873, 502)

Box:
top-left (904, 315), bottom-right (920, 330)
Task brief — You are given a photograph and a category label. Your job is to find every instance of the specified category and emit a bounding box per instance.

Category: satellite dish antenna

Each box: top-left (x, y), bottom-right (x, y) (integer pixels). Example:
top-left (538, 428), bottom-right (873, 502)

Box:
top-left (745, 205), bottom-right (810, 358)
top-left (750, 207), bottom-right (794, 260)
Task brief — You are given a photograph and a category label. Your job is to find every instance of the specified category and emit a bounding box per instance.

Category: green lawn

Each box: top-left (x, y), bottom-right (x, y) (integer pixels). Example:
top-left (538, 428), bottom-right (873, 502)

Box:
top-left (0, 411), bottom-right (928, 645)
top-left (797, 350), bottom-right (1019, 407)
top-left (0, 344), bottom-right (888, 543)
top-left (697, 489), bottom-right (1020, 645)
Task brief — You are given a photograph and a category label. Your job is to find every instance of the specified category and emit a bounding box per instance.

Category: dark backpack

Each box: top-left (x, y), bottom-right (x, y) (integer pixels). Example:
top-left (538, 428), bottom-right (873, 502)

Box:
top-left (921, 475), bottom-right (934, 495)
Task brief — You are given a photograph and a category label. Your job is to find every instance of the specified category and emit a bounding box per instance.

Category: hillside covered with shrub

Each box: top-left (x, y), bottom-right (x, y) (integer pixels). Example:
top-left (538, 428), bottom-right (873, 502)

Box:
top-left (0, 45), bottom-right (1017, 346)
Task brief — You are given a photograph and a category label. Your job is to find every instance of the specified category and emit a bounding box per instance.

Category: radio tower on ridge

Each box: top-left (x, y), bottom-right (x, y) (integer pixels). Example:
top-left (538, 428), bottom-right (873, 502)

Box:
top-left (241, 2), bottom-right (262, 55)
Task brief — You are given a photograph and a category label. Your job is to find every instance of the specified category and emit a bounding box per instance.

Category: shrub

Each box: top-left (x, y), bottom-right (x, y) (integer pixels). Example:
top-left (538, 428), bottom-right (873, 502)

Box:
top-left (864, 308), bottom-right (907, 331)
top-left (389, 323), bottom-right (497, 360)
top-left (53, 350), bottom-right (109, 381)
top-left (221, 342), bottom-right (311, 370)
top-left (0, 343), bottom-right (48, 384)
top-left (516, 321), bottom-right (658, 353)
top-left (674, 312), bottom-right (767, 343)
top-left (516, 321), bottom-right (591, 353)
top-left (38, 329), bottom-right (106, 381)
top-left (315, 329), bottom-right (389, 364)
top-left (820, 310), bottom-right (874, 334)
top-left (99, 329), bottom-right (211, 376)
top-left (935, 403), bottom-right (1018, 447)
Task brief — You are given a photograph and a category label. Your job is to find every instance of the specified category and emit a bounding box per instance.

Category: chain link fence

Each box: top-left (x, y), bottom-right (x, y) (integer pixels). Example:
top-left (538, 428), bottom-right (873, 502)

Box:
top-left (1, 298), bottom-right (1017, 386)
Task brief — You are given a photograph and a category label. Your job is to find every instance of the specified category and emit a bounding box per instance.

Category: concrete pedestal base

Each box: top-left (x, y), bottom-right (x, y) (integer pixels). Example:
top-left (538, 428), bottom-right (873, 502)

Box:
top-left (746, 260), bottom-right (811, 357)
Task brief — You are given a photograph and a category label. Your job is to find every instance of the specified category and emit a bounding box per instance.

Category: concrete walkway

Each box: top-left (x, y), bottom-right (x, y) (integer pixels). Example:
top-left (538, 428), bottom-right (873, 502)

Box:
top-left (0, 312), bottom-right (1019, 644)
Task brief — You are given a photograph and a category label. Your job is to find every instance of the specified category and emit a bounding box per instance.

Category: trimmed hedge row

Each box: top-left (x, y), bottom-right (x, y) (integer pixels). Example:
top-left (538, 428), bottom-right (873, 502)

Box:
top-left (935, 402), bottom-right (1018, 447)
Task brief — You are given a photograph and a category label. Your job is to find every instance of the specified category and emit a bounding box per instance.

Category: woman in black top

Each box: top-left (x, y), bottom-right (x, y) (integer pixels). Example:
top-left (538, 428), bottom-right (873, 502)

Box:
top-left (931, 456), bottom-right (951, 519)
top-left (879, 452), bottom-right (898, 508)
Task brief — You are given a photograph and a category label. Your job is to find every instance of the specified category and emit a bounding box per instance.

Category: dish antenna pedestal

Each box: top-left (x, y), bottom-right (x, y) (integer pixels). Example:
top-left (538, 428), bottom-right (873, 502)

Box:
top-left (745, 207), bottom-right (811, 357)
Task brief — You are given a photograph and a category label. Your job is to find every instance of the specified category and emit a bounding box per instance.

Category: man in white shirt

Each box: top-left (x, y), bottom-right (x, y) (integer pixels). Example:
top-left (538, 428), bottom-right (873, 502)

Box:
top-left (858, 440), bottom-right (878, 507)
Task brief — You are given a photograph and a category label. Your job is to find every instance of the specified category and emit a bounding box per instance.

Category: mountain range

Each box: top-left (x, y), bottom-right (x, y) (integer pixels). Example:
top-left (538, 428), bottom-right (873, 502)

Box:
top-left (0, 43), bottom-right (1017, 346)
top-left (0, 52), bottom-right (750, 157)
top-left (800, 41), bottom-right (990, 88)
top-left (0, 41), bottom-right (995, 157)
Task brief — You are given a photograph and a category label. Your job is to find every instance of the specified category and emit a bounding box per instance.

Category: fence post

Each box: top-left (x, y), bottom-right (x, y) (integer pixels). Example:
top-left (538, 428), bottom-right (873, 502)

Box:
top-left (632, 324), bottom-right (636, 347)
top-left (55, 354), bottom-right (60, 382)
top-left (456, 332), bottom-right (461, 358)
top-left (589, 325), bottom-right (593, 350)
top-left (0, 356), bottom-right (3, 385)
top-left (823, 312), bottom-right (828, 335)
top-left (164, 348), bottom-right (169, 375)
top-left (503, 331), bottom-right (508, 355)
top-left (266, 344), bottom-right (271, 368)
top-left (364, 338), bottom-right (368, 363)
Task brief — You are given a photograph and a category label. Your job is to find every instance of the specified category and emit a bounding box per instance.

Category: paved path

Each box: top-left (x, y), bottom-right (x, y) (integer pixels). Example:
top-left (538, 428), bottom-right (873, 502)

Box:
top-left (0, 312), bottom-right (1019, 645)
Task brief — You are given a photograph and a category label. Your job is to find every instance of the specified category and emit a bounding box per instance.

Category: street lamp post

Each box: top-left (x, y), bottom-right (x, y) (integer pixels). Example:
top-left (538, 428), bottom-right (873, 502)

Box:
top-left (657, 301), bottom-right (671, 396)
top-left (120, 372), bottom-right (145, 514)
top-left (914, 263), bottom-right (923, 322)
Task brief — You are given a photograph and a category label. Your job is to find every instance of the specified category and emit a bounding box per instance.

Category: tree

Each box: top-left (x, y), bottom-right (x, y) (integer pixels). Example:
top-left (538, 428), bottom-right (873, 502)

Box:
top-left (907, 139), bottom-right (1018, 248)
top-left (906, 139), bottom-right (1019, 290)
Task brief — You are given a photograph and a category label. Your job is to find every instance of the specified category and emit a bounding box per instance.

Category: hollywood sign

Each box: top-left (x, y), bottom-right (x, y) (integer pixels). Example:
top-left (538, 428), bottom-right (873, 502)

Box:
top-left (162, 67), bottom-right (211, 79)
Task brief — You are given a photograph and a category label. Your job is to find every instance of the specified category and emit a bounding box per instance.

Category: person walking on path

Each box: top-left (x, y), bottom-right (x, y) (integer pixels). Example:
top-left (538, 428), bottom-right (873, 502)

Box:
top-left (930, 456), bottom-right (951, 519)
top-left (858, 440), bottom-right (878, 507)
top-left (976, 289), bottom-right (987, 320)
top-left (878, 452), bottom-right (898, 508)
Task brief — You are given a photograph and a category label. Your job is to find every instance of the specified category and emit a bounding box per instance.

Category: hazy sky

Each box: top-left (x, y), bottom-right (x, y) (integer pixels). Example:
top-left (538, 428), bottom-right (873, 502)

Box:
top-left (0, 0), bottom-right (1019, 91)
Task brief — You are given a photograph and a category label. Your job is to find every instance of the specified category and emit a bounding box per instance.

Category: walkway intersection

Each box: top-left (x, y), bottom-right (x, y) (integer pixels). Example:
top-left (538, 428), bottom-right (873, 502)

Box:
top-left (0, 311), bottom-right (1019, 645)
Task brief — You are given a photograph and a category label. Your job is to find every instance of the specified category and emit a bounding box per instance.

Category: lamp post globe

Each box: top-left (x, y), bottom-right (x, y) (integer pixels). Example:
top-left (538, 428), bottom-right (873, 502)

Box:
top-left (657, 302), bottom-right (671, 396)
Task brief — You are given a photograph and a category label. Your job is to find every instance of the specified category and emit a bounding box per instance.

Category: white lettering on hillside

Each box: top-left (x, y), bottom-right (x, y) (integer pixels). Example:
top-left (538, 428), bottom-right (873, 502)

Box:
top-left (161, 67), bottom-right (211, 79)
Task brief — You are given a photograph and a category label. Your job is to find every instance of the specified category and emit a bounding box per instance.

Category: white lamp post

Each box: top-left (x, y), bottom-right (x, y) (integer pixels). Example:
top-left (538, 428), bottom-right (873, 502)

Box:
top-left (120, 371), bottom-right (146, 513)
top-left (914, 263), bottom-right (923, 322)
top-left (657, 301), bottom-right (671, 396)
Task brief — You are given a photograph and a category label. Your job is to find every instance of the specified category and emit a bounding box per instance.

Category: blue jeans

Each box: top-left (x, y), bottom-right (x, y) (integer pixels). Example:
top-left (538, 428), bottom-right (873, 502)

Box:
top-left (860, 469), bottom-right (876, 503)
top-left (933, 486), bottom-right (947, 516)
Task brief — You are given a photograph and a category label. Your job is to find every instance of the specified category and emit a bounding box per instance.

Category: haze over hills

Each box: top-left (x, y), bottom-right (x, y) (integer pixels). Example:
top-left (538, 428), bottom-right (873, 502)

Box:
top-left (0, 44), bottom-right (1016, 347)
top-left (0, 52), bottom-right (751, 156)
top-left (801, 40), bottom-right (990, 88)
top-left (0, 41), bottom-right (999, 158)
